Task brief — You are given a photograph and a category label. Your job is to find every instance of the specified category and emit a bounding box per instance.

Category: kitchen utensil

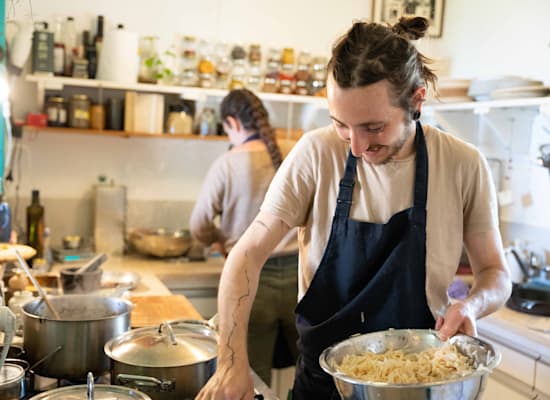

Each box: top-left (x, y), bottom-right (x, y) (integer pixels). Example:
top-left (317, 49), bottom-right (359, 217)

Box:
top-left (0, 362), bottom-right (26, 399)
top-left (128, 228), bottom-right (192, 258)
top-left (13, 249), bottom-right (60, 320)
top-left (76, 252), bottom-right (107, 274)
top-left (22, 295), bottom-right (131, 380)
top-left (104, 319), bottom-right (218, 400)
top-left (28, 371), bottom-right (152, 400)
top-left (59, 266), bottom-right (103, 294)
top-left (0, 307), bottom-right (16, 371)
top-left (319, 329), bottom-right (500, 400)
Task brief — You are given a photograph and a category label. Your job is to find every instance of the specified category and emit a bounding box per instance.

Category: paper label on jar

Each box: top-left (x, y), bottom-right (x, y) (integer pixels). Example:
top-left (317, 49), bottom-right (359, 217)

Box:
top-left (59, 109), bottom-right (67, 124)
top-left (47, 107), bottom-right (58, 121)
top-left (74, 110), bottom-right (90, 120)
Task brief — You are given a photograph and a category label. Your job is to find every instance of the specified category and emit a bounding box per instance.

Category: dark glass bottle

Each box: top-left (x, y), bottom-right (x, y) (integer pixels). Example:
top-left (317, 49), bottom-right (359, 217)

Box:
top-left (94, 15), bottom-right (104, 57)
top-left (26, 190), bottom-right (45, 262)
top-left (83, 30), bottom-right (98, 79)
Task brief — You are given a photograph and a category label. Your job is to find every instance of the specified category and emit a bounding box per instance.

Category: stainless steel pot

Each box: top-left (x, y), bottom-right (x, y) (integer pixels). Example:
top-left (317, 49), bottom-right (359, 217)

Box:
top-left (104, 319), bottom-right (217, 400)
top-left (319, 329), bottom-right (500, 400)
top-left (128, 228), bottom-right (192, 258)
top-left (22, 295), bottom-right (131, 380)
top-left (0, 362), bottom-right (26, 400)
top-left (28, 372), bottom-right (152, 400)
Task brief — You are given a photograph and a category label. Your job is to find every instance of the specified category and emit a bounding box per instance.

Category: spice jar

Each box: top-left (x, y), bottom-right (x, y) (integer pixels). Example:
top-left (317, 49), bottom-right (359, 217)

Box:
top-left (45, 96), bottom-right (68, 127)
top-left (69, 94), bottom-right (91, 128)
top-left (90, 103), bottom-right (105, 130)
top-left (294, 51), bottom-right (311, 96)
top-left (262, 48), bottom-right (281, 93)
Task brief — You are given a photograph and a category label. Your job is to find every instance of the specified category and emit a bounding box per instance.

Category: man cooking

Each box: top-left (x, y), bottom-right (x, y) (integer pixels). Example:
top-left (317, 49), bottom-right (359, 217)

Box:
top-left (196, 16), bottom-right (511, 400)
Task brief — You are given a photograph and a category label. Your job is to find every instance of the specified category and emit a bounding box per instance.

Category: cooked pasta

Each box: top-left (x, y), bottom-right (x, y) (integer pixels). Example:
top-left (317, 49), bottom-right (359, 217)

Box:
top-left (336, 343), bottom-right (475, 384)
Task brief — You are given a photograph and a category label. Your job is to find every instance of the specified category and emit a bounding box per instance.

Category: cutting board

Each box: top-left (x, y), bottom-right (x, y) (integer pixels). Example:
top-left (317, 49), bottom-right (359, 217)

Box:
top-left (129, 295), bottom-right (203, 327)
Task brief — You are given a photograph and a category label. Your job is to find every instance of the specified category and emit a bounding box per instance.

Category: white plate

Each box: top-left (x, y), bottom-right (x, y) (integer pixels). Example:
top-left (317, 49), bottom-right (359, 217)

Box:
top-left (490, 85), bottom-right (549, 100)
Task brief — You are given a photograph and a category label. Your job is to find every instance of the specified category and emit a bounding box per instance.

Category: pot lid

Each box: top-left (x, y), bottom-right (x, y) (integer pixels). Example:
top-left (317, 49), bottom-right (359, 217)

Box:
top-left (28, 384), bottom-right (152, 400)
top-left (0, 364), bottom-right (25, 387)
top-left (106, 320), bottom-right (217, 367)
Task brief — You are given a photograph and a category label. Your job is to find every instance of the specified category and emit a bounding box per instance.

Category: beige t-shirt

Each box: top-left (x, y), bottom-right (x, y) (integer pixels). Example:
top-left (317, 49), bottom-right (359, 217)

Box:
top-left (190, 139), bottom-right (298, 255)
top-left (261, 124), bottom-right (498, 318)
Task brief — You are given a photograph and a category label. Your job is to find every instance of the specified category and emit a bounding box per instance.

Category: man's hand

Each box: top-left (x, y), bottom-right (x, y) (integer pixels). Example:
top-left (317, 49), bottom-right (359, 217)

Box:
top-left (195, 362), bottom-right (255, 400)
top-left (435, 301), bottom-right (477, 341)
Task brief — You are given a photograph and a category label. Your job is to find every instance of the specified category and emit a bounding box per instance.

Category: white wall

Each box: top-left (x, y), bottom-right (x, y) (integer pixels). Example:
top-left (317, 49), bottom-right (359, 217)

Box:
top-left (5, 0), bottom-right (550, 247)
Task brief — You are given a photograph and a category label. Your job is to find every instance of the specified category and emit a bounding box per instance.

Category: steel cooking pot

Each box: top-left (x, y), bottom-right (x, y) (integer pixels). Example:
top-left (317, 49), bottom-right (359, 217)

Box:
top-left (104, 319), bottom-right (217, 400)
top-left (319, 329), bottom-right (500, 400)
top-left (0, 362), bottom-right (26, 400)
top-left (28, 372), bottom-right (152, 400)
top-left (22, 295), bottom-right (131, 380)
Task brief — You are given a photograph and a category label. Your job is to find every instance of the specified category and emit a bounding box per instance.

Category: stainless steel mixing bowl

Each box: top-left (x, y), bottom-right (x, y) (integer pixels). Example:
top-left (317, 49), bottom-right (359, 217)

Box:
top-left (319, 329), bottom-right (500, 400)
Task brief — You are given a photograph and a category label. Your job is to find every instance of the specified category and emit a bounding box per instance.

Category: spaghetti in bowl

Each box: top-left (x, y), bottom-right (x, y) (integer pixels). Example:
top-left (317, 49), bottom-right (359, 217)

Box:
top-left (319, 329), bottom-right (500, 400)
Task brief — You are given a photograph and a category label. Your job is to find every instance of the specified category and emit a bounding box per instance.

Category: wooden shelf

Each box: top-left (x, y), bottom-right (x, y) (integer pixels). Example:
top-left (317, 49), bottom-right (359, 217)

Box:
top-left (23, 126), bottom-right (229, 141)
top-left (22, 126), bottom-right (303, 141)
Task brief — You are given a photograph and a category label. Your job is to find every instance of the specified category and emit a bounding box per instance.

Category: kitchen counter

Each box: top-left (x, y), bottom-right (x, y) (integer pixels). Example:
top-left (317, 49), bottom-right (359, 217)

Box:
top-left (47, 254), bottom-right (281, 399)
top-left (50, 254), bottom-right (225, 296)
top-left (478, 306), bottom-right (550, 363)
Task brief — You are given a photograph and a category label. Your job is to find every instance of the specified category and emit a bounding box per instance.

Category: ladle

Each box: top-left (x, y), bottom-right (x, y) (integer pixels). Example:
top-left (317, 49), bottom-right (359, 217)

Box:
top-left (13, 249), bottom-right (61, 320)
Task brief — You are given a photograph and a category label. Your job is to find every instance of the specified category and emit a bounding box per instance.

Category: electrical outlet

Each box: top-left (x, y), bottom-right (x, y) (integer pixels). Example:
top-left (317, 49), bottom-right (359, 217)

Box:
top-left (497, 190), bottom-right (514, 206)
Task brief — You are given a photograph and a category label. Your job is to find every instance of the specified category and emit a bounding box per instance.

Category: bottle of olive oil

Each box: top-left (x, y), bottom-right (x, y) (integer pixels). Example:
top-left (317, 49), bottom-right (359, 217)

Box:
top-left (26, 190), bottom-right (45, 264)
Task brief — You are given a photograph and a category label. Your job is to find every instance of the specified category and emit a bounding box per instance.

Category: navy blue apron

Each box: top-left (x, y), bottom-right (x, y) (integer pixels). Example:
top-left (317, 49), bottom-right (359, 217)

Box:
top-left (292, 122), bottom-right (435, 399)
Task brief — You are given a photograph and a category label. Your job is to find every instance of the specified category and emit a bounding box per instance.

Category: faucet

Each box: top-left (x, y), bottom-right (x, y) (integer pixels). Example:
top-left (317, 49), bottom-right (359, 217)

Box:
top-left (538, 143), bottom-right (550, 176)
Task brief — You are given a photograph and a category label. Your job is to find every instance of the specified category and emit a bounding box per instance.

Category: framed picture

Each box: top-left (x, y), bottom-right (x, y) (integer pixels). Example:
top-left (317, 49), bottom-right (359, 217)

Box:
top-left (371, 0), bottom-right (445, 38)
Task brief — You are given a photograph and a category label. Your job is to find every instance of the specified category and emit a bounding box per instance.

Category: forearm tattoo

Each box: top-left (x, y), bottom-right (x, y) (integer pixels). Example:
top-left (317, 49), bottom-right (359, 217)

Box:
top-left (226, 249), bottom-right (252, 366)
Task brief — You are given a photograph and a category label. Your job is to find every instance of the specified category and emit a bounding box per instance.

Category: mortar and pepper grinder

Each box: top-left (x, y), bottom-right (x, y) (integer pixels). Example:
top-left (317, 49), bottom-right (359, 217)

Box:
top-left (59, 253), bottom-right (108, 294)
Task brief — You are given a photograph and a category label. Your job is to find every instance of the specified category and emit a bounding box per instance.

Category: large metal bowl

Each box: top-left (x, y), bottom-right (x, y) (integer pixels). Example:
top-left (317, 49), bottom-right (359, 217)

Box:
top-left (128, 228), bottom-right (192, 258)
top-left (319, 329), bottom-right (500, 400)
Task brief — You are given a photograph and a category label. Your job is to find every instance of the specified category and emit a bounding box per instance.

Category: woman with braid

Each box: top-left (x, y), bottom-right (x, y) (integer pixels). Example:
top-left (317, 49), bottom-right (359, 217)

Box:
top-left (190, 88), bottom-right (299, 386)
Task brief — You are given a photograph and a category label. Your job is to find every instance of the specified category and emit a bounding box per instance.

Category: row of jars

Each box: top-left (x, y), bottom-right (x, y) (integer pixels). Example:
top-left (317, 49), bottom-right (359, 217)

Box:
top-left (45, 94), bottom-right (124, 130)
top-left (139, 36), bottom-right (328, 96)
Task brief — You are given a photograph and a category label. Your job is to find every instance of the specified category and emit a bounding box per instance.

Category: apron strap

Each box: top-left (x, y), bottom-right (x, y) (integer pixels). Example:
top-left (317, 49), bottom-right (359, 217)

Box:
top-left (335, 150), bottom-right (357, 218)
top-left (413, 121), bottom-right (428, 210)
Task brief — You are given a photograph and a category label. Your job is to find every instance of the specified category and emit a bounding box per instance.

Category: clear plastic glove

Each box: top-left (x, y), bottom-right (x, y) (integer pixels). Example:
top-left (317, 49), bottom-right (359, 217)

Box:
top-left (435, 300), bottom-right (477, 341)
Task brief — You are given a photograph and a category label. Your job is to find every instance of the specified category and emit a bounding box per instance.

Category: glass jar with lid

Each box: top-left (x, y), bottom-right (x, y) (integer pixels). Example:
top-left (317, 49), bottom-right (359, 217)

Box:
top-left (45, 96), bottom-right (68, 127)
top-left (69, 94), bottom-right (91, 129)
top-left (166, 103), bottom-right (193, 135)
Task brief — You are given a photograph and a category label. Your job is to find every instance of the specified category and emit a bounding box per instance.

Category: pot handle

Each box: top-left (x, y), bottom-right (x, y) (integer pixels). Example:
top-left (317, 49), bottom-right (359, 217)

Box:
top-left (116, 373), bottom-right (175, 392)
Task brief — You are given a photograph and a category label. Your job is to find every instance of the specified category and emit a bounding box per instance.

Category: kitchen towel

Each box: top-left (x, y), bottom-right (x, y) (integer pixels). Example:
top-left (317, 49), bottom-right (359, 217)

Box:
top-left (97, 28), bottom-right (139, 84)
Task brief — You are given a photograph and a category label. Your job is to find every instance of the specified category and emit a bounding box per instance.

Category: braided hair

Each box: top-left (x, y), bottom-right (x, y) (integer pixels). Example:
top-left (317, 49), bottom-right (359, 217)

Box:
top-left (328, 16), bottom-right (437, 114)
top-left (220, 89), bottom-right (283, 170)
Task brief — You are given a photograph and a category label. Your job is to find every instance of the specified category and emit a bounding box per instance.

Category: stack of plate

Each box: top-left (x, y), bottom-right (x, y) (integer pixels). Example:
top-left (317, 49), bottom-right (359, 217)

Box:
top-left (468, 75), bottom-right (547, 101)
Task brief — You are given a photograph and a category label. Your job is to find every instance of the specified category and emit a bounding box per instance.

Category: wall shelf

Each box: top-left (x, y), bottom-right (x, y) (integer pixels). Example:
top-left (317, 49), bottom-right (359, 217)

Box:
top-left (27, 74), bottom-right (550, 113)
top-left (23, 125), bottom-right (229, 140)
top-left (25, 74), bottom-right (329, 107)
top-left (22, 126), bottom-right (303, 141)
